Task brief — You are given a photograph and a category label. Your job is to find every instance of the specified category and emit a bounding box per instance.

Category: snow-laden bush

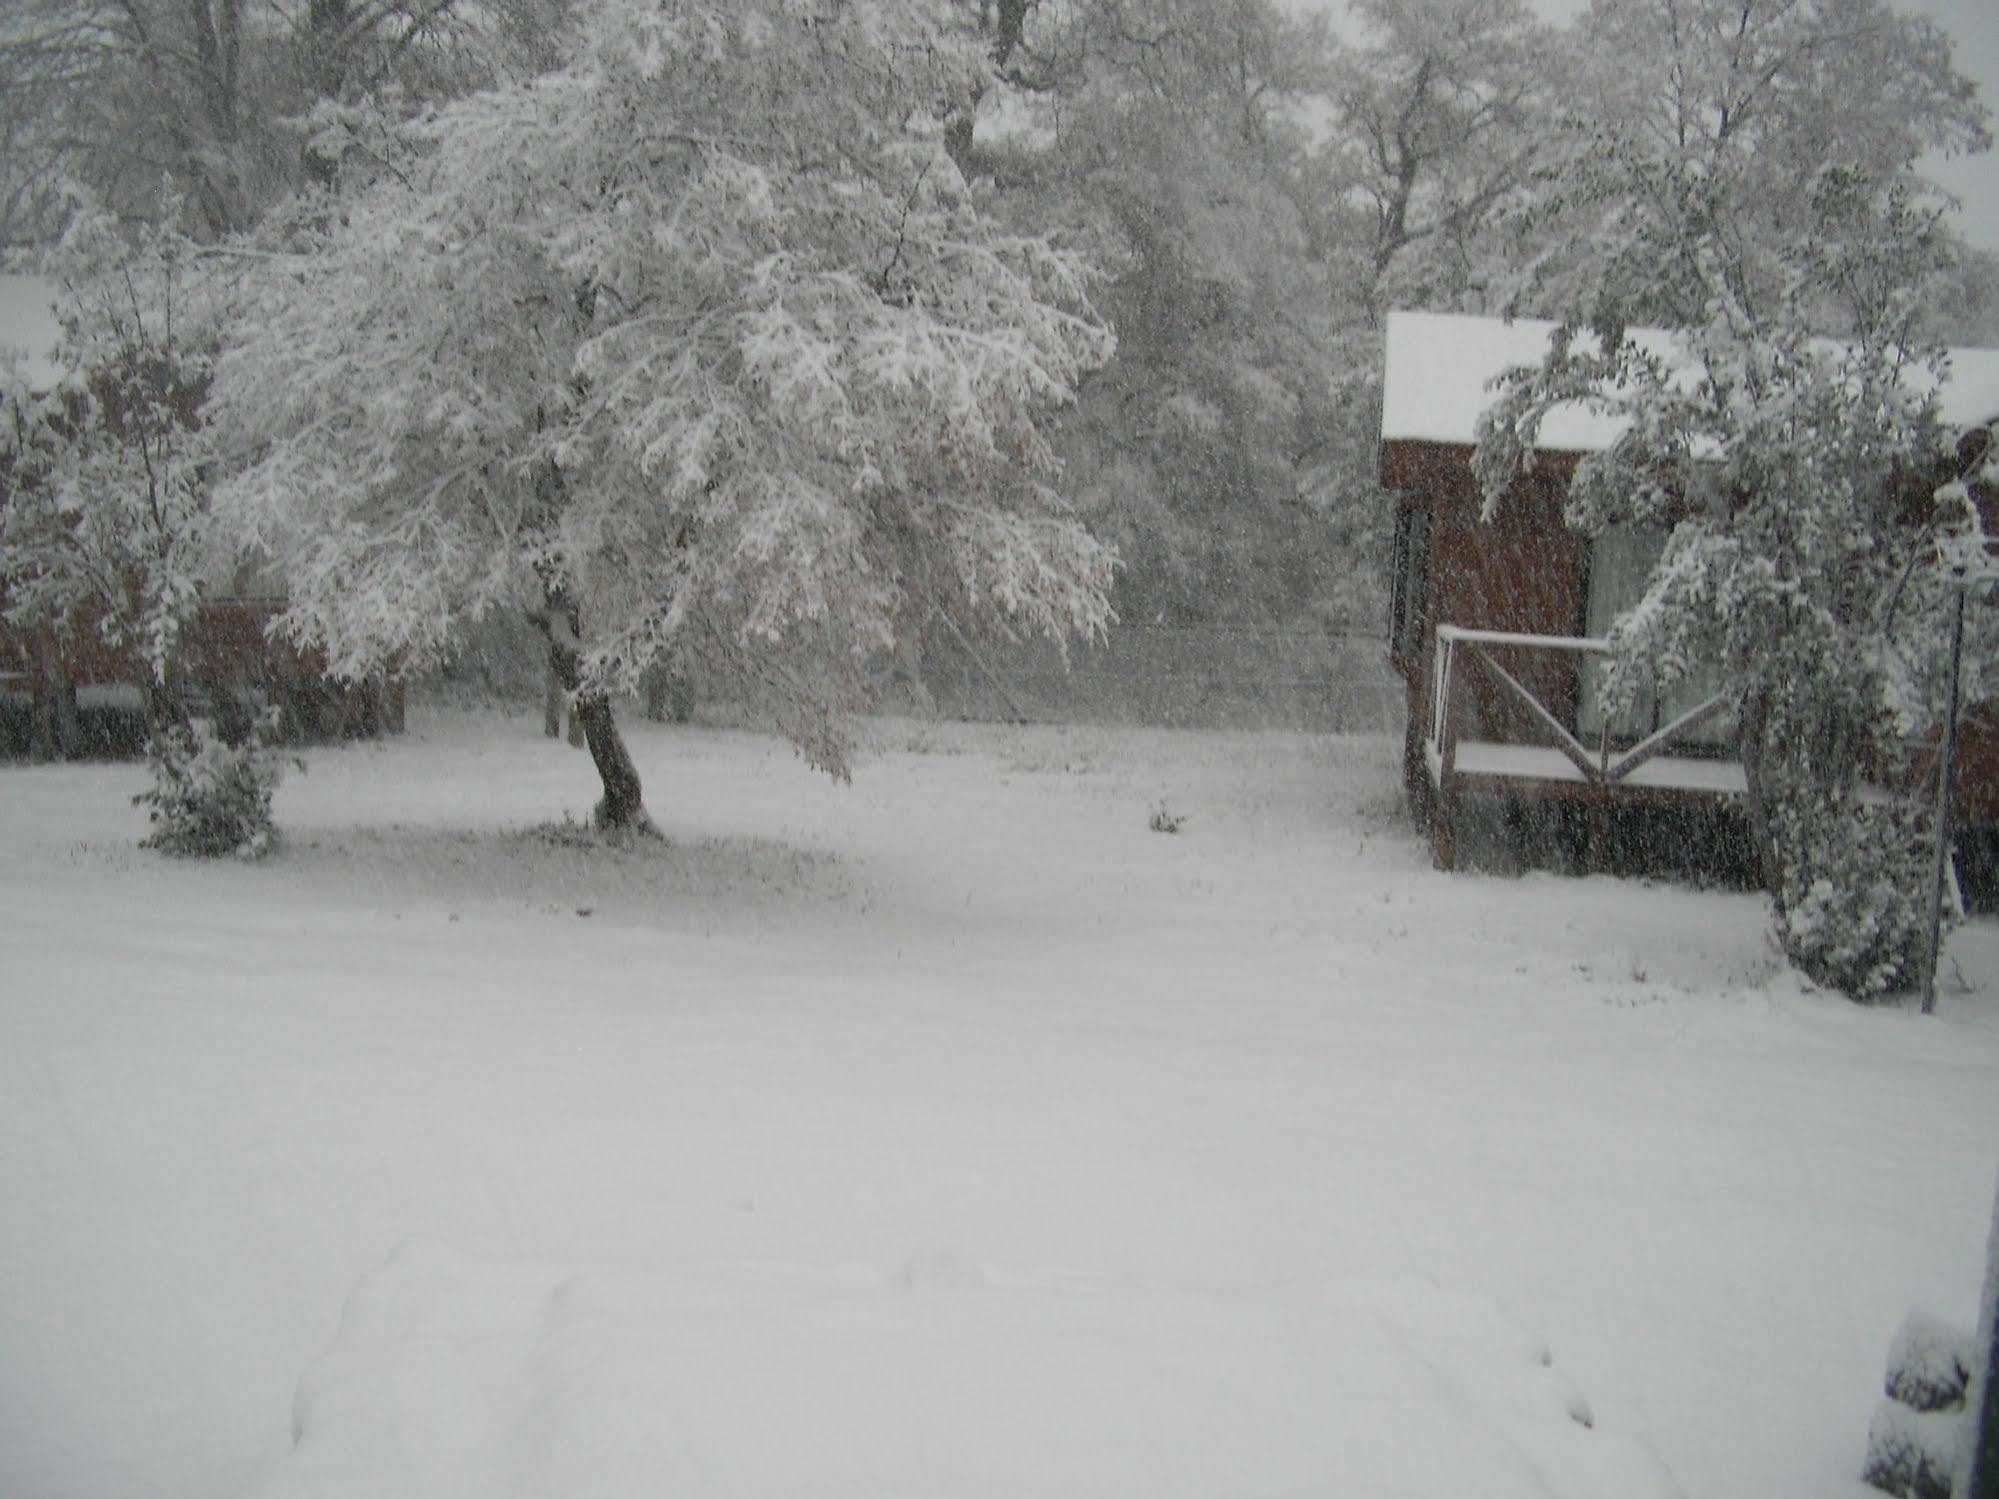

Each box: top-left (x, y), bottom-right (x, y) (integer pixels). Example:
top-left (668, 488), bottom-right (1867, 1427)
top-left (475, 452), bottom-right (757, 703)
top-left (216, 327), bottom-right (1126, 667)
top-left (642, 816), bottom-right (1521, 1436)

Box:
top-left (1863, 1308), bottom-right (1976, 1498)
top-left (1770, 793), bottom-right (1939, 1002)
top-left (134, 708), bottom-right (289, 859)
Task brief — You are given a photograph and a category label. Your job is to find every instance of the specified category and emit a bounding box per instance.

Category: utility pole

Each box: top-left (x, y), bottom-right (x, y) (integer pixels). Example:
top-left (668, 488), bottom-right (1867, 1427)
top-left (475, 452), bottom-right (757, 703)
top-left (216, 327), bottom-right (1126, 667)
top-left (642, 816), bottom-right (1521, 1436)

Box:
top-left (1921, 575), bottom-right (1967, 1017)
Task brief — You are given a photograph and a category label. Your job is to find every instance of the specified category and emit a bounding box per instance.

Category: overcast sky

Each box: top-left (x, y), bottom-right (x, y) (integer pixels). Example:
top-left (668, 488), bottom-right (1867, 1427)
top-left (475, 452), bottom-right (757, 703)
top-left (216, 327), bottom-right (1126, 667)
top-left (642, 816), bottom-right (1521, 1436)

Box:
top-left (1900, 0), bottom-right (1999, 253)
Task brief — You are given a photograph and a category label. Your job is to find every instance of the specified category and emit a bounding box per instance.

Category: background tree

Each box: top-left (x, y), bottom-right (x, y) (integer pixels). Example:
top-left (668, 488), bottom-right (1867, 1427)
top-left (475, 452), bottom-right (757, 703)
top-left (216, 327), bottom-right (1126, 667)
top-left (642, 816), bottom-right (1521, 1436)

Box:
top-left (1512, 0), bottom-right (1986, 331)
top-left (1927, 244), bottom-right (1999, 347)
top-left (946, 0), bottom-right (1564, 633)
top-left (0, 0), bottom-right (571, 242)
top-left (966, 0), bottom-right (1354, 627)
top-left (210, 0), bottom-right (1116, 830)
top-left (1297, 0), bottom-right (1567, 632)
top-left (0, 207), bottom-right (217, 735)
top-left (1474, 0), bottom-right (1992, 997)
top-left (1310, 0), bottom-right (1564, 326)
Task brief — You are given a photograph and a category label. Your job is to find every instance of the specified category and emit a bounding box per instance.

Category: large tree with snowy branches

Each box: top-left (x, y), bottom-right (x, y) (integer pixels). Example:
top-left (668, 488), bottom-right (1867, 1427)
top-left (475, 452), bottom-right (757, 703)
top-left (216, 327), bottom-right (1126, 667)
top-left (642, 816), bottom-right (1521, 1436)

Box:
top-left (210, 0), bottom-right (1116, 829)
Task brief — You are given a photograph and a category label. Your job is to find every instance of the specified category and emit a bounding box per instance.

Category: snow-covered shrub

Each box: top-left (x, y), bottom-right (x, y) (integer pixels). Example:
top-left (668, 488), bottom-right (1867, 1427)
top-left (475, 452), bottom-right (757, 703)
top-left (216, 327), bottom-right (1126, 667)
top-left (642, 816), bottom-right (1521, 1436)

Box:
top-left (1769, 793), bottom-right (1938, 1002)
top-left (1882, 1311), bottom-right (1974, 1414)
top-left (1864, 1400), bottom-right (1966, 1499)
top-left (1863, 1309), bottom-right (1976, 1499)
top-left (134, 708), bottom-right (289, 859)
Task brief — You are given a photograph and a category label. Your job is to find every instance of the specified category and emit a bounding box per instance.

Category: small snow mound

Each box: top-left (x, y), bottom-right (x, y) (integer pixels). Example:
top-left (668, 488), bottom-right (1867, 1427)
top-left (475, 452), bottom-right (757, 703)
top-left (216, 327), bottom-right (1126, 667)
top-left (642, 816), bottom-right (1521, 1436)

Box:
top-left (1862, 1400), bottom-right (1967, 1499)
top-left (1883, 1310), bottom-right (1973, 1411)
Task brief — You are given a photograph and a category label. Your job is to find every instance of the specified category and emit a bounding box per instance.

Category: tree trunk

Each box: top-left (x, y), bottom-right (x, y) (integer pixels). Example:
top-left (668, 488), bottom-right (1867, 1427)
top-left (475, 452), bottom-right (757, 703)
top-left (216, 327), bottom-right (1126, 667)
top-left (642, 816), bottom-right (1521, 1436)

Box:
top-left (1736, 688), bottom-right (1784, 895)
top-left (32, 679), bottom-right (77, 762)
top-left (570, 691), bottom-right (647, 829)
top-left (535, 597), bottom-right (653, 833)
top-left (544, 660), bottom-right (563, 738)
top-left (142, 657), bottom-right (193, 741)
top-left (31, 635), bottom-right (80, 761)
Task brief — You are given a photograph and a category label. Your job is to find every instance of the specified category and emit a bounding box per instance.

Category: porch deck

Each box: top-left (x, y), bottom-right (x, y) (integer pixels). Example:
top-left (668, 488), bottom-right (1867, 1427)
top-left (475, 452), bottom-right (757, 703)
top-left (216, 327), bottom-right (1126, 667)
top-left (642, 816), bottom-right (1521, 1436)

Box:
top-left (1425, 738), bottom-right (1748, 798)
top-left (1418, 624), bottom-right (1749, 869)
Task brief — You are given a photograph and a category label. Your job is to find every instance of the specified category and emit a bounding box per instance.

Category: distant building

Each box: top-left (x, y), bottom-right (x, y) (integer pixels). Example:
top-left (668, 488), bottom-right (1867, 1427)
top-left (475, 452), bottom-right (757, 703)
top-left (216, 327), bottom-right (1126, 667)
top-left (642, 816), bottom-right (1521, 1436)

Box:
top-left (0, 276), bottom-right (401, 757)
top-left (1380, 310), bottom-right (1999, 881)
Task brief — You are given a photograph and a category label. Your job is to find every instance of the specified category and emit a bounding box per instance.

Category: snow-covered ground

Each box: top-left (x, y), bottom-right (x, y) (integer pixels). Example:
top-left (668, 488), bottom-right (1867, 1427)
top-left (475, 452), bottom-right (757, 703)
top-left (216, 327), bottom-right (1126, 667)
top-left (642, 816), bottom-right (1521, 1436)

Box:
top-left (2, 707), bottom-right (1996, 1499)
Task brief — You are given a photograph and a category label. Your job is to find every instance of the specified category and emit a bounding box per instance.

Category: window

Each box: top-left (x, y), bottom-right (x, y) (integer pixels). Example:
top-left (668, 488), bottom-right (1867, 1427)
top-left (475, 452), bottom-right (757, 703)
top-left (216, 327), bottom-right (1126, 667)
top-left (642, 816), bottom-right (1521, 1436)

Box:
top-left (1388, 504), bottom-right (1429, 664)
top-left (1577, 526), bottom-right (1733, 749)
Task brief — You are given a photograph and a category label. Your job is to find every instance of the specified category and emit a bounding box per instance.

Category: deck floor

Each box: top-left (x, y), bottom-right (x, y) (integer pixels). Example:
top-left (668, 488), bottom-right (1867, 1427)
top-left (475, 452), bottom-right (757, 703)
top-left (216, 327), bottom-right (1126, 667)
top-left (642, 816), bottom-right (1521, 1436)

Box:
top-left (1426, 738), bottom-right (1749, 797)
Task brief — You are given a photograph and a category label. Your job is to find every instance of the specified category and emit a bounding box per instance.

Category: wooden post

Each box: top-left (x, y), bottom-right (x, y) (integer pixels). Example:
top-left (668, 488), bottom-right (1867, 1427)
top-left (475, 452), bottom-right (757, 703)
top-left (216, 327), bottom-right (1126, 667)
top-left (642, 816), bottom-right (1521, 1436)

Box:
top-left (543, 659), bottom-right (563, 739)
top-left (1585, 794), bottom-right (1609, 876)
top-left (1433, 641), bottom-right (1460, 872)
top-left (31, 633), bottom-right (81, 760)
top-left (1968, 1172), bottom-right (1999, 1499)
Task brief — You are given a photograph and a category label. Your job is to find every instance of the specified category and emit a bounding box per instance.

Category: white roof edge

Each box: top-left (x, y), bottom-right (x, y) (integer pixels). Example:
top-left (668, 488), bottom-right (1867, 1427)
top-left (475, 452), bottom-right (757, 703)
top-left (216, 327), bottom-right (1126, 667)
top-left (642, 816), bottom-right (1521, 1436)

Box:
top-left (1379, 309), bottom-right (1999, 453)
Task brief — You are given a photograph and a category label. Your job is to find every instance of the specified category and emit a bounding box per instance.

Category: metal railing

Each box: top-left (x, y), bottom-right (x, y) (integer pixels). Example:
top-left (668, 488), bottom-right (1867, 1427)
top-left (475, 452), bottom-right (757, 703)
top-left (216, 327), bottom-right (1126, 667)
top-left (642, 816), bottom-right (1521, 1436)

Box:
top-left (1430, 624), bottom-right (1733, 787)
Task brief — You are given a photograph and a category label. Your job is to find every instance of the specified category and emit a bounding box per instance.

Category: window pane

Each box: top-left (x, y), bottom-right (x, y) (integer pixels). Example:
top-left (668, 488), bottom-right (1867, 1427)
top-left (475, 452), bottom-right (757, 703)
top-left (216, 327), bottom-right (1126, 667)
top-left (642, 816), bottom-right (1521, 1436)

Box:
top-left (1578, 525), bottom-right (1734, 749)
top-left (1389, 506), bottom-right (1429, 664)
top-left (1578, 526), bottom-right (1664, 741)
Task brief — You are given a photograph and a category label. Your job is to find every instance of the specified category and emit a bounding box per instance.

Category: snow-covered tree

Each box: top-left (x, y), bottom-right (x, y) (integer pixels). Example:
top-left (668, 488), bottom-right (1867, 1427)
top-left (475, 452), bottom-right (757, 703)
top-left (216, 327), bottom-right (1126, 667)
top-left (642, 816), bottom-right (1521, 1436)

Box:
top-left (971, 0), bottom-right (1356, 627)
top-left (1474, 0), bottom-right (1992, 998)
top-left (1, 207), bottom-right (218, 731)
top-left (211, 0), bottom-right (1116, 829)
top-left (0, 0), bottom-right (574, 242)
top-left (1289, 0), bottom-right (1565, 632)
top-left (1512, 0), bottom-right (1986, 332)
top-left (911, 0), bottom-right (1566, 632)
top-left (1312, 0), bottom-right (1563, 326)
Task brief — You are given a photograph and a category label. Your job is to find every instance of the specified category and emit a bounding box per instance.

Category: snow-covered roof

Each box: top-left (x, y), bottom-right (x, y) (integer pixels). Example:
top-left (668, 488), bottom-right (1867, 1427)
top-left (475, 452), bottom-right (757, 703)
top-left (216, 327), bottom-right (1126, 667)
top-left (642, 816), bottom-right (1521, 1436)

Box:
top-left (1930, 347), bottom-right (1999, 431)
top-left (0, 274), bottom-right (62, 387)
top-left (1380, 309), bottom-right (1999, 453)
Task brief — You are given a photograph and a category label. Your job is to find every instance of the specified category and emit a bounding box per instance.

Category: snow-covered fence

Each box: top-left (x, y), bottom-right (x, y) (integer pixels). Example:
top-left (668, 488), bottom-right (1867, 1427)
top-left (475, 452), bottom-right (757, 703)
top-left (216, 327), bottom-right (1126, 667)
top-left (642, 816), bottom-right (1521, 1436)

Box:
top-left (919, 624), bottom-right (1400, 733)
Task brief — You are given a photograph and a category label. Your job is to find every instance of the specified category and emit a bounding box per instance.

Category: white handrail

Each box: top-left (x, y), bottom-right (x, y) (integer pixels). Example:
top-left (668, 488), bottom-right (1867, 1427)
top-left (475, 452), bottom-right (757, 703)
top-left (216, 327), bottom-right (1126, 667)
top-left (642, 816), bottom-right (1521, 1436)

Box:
top-left (1430, 632), bottom-right (1454, 747)
top-left (1435, 623), bottom-right (1610, 655)
top-left (1427, 624), bottom-right (1732, 790)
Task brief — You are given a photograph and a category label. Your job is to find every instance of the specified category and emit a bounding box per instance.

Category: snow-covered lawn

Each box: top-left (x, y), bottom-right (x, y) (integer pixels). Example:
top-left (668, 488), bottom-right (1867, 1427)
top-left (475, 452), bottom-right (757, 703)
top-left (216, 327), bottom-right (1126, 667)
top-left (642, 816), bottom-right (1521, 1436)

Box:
top-left (2, 707), bottom-right (1996, 1499)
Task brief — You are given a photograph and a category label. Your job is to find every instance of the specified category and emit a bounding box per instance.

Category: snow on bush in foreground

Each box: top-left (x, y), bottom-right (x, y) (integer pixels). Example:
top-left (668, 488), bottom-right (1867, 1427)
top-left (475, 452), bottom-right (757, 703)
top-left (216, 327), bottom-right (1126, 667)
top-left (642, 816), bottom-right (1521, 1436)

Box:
top-left (134, 711), bottom-right (291, 859)
top-left (256, 1240), bottom-right (1680, 1499)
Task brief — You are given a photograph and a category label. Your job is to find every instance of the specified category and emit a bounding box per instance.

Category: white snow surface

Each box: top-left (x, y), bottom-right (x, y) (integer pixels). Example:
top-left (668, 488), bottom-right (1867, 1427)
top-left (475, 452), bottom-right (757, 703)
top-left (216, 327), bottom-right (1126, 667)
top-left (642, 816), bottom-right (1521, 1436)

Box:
top-left (4, 707), bottom-right (1999, 1499)
top-left (267, 1243), bottom-right (1673, 1499)
top-left (1380, 310), bottom-right (1999, 450)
